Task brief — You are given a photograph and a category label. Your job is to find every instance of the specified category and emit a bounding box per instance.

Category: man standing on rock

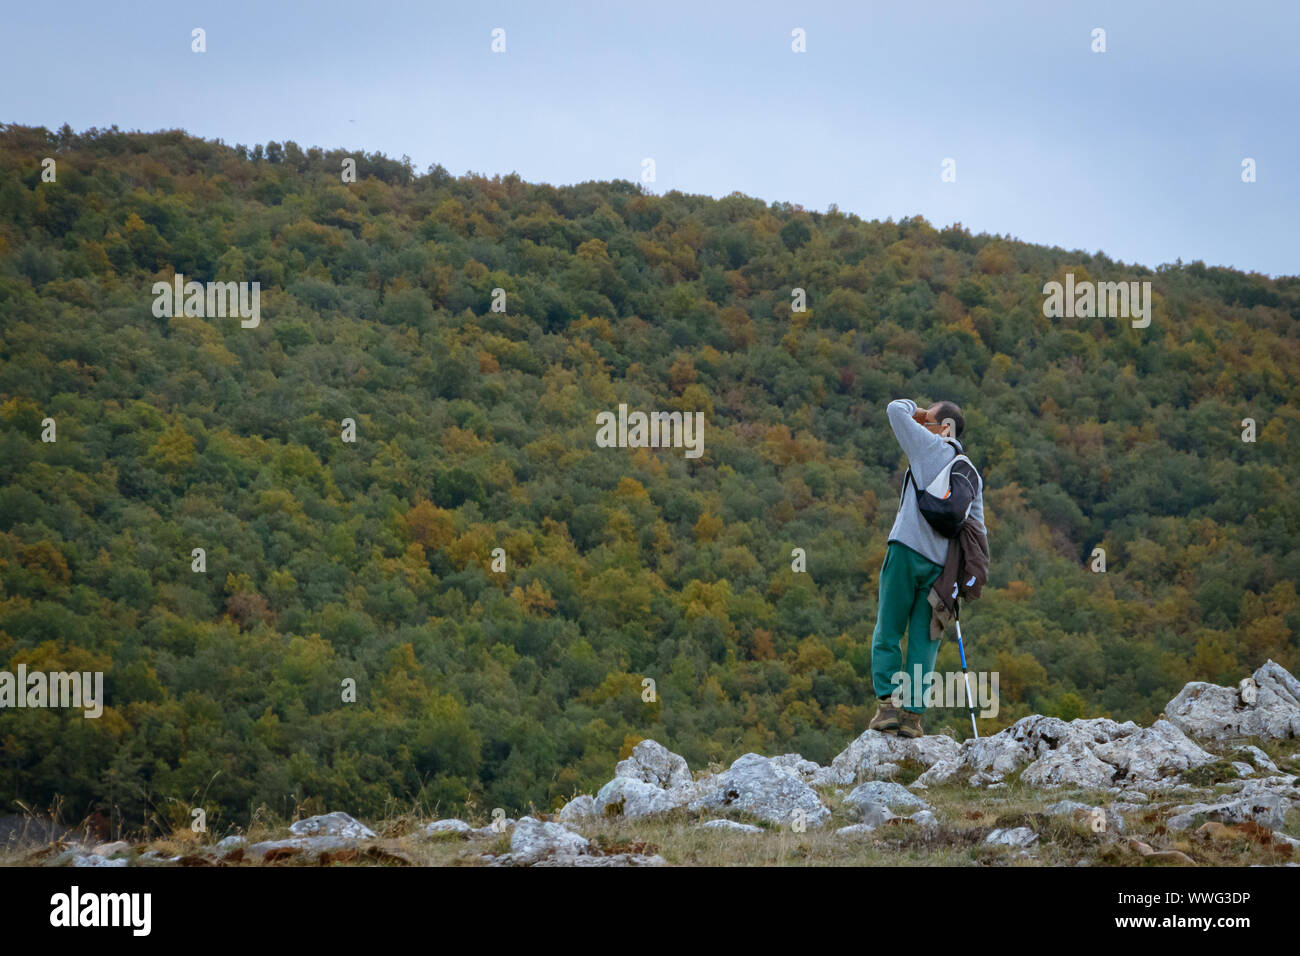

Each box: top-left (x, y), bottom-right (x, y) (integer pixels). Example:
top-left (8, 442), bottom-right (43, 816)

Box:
top-left (870, 399), bottom-right (985, 738)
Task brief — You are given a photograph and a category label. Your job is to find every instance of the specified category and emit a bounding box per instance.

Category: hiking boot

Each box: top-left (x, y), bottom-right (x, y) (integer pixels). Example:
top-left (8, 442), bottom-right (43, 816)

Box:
top-left (869, 700), bottom-right (901, 734)
top-left (897, 710), bottom-right (924, 739)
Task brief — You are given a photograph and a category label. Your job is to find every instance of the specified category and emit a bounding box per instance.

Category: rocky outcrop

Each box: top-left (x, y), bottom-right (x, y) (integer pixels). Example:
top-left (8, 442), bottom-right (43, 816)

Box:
top-left (813, 731), bottom-right (959, 786)
top-left (15, 662), bottom-right (1298, 868)
top-left (906, 713), bottom-right (1217, 792)
top-left (593, 744), bottom-right (832, 828)
top-left (1165, 660), bottom-right (1300, 743)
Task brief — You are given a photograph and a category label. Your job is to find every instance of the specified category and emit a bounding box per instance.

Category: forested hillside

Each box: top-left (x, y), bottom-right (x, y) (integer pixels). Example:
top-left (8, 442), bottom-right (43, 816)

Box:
top-left (1, 124), bottom-right (1297, 834)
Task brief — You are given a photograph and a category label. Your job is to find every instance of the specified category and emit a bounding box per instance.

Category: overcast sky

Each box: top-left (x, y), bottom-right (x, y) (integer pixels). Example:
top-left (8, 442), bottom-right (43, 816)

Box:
top-left (4, 0), bottom-right (1296, 276)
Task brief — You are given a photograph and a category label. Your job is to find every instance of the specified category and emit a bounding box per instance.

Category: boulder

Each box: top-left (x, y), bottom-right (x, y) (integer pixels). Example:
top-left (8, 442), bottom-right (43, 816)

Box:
top-left (1166, 793), bottom-right (1293, 831)
top-left (425, 819), bottom-right (473, 836)
top-left (914, 758), bottom-right (963, 786)
top-left (814, 730), bottom-right (959, 786)
top-left (508, 816), bottom-right (591, 865)
top-left (853, 803), bottom-right (897, 828)
top-left (843, 780), bottom-right (930, 813)
top-left (1165, 660), bottom-right (1300, 743)
top-left (288, 812), bottom-right (375, 840)
top-left (614, 740), bottom-right (693, 790)
top-left (836, 823), bottom-right (880, 838)
top-left (557, 795), bottom-right (599, 822)
top-left (1235, 745), bottom-right (1279, 774)
top-left (769, 754), bottom-right (822, 782)
top-left (1021, 742), bottom-right (1117, 790)
top-left (697, 819), bottom-right (763, 833)
top-left (986, 827), bottom-right (1038, 847)
top-left (595, 777), bottom-right (692, 819)
top-left (1091, 720), bottom-right (1216, 783)
top-left (689, 753), bottom-right (831, 828)
top-left (908, 809), bottom-right (939, 828)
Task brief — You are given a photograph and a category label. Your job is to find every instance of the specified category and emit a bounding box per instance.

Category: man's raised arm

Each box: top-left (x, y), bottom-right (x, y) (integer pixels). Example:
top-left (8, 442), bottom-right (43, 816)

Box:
top-left (886, 398), bottom-right (948, 468)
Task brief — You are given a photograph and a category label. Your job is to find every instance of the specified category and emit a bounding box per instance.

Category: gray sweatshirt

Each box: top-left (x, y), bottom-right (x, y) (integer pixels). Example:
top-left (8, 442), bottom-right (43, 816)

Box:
top-left (885, 399), bottom-right (986, 567)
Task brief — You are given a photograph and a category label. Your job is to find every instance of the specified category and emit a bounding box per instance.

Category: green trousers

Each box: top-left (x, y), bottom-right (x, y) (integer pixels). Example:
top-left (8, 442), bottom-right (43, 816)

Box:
top-left (872, 540), bottom-right (944, 714)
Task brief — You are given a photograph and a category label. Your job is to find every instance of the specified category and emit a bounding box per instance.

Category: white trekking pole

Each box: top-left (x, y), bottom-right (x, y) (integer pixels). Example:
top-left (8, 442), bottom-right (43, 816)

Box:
top-left (954, 608), bottom-right (978, 739)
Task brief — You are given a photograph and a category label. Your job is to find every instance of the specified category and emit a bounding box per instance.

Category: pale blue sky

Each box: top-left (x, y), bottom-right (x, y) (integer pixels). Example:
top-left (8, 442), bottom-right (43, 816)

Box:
top-left (4, 0), bottom-right (1296, 276)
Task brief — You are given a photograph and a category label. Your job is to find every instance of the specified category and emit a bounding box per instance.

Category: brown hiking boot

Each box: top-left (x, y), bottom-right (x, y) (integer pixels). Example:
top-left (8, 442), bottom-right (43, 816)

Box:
top-left (869, 700), bottom-right (901, 734)
top-left (897, 710), bottom-right (924, 739)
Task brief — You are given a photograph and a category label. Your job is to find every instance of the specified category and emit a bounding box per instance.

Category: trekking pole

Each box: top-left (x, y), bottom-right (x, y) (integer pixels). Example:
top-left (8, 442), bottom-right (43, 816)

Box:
top-left (954, 607), bottom-right (978, 739)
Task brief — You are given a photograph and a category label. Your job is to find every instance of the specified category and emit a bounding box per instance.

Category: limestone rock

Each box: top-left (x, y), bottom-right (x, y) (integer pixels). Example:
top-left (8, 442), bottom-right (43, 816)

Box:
top-left (908, 809), bottom-right (939, 828)
top-left (508, 816), bottom-right (591, 865)
top-left (425, 819), bottom-right (473, 836)
top-left (836, 823), bottom-right (880, 838)
top-left (614, 740), bottom-right (693, 790)
top-left (1091, 720), bottom-right (1216, 783)
top-left (1236, 745), bottom-right (1279, 774)
top-left (688, 753), bottom-right (831, 828)
top-left (986, 827), bottom-right (1038, 847)
top-left (1166, 793), bottom-right (1293, 831)
top-left (815, 730), bottom-right (959, 786)
top-left (697, 819), bottom-right (762, 833)
top-left (853, 802), bottom-right (897, 828)
top-left (769, 753), bottom-right (822, 782)
top-left (288, 812), bottom-right (375, 840)
top-left (1021, 742), bottom-right (1117, 790)
top-left (914, 758), bottom-right (962, 786)
top-left (557, 795), bottom-right (599, 822)
top-left (1165, 660), bottom-right (1300, 743)
top-left (843, 780), bottom-right (930, 813)
top-left (595, 776), bottom-right (692, 819)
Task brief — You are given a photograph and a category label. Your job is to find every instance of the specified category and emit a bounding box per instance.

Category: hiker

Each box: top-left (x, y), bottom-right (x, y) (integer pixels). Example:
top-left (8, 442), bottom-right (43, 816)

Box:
top-left (869, 398), bottom-right (988, 738)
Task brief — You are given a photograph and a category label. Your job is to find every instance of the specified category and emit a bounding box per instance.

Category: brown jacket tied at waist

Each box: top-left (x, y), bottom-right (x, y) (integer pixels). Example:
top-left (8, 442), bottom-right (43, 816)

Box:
top-left (927, 519), bottom-right (990, 641)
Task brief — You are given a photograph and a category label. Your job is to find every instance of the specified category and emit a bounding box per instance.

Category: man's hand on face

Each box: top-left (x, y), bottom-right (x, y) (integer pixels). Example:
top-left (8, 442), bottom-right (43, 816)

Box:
top-left (914, 404), bottom-right (952, 437)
